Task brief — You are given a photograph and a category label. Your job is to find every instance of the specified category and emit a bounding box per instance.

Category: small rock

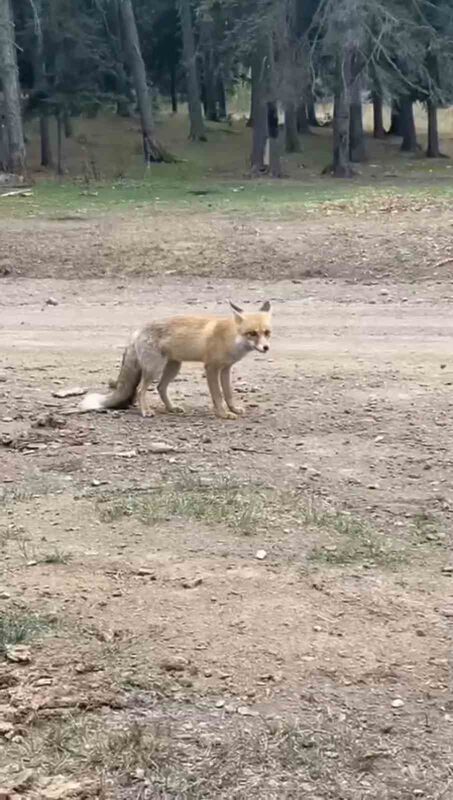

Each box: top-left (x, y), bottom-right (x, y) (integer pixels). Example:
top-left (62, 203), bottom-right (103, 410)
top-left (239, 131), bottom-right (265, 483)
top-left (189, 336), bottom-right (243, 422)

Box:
top-left (255, 549), bottom-right (267, 560)
top-left (159, 656), bottom-right (188, 672)
top-left (136, 568), bottom-right (156, 578)
top-left (148, 442), bottom-right (177, 454)
top-left (391, 698), bottom-right (404, 708)
top-left (26, 560), bottom-right (38, 567)
top-left (135, 768), bottom-right (145, 781)
top-left (237, 706), bottom-right (259, 717)
top-left (0, 721), bottom-right (13, 737)
top-left (441, 565), bottom-right (453, 575)
top-left (0, 375), bottom-right (7, 383)
top-left (215, 699), bottom-right (225, 708)
top-left (52, 387), bottom-right (86, 399)
top-left (45, 297), bottom-right (59, 306)
top-left (0, 592), bottom-right (11, 600)
top-left (181, 577), bottom-right (203, 589)
top-left (5, 645), bottom-right (31, 663)
top-left (441, 607), bottom-right (453, 618)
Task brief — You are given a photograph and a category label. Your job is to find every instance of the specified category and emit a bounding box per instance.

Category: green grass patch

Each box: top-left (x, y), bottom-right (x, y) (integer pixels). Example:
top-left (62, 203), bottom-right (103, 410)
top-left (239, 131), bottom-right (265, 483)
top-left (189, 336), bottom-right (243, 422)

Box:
top-left (0, 611), bottom-right (51, 656)
top-left (98, 479), bottom-right (265, 535)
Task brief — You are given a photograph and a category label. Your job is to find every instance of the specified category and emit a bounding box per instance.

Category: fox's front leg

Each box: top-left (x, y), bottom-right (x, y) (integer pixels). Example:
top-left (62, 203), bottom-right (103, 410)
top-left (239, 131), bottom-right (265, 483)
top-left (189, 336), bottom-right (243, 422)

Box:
top-left (205, 364), bottom-right (237, 420)
top-left (220, 366), bottom-right (244, 416)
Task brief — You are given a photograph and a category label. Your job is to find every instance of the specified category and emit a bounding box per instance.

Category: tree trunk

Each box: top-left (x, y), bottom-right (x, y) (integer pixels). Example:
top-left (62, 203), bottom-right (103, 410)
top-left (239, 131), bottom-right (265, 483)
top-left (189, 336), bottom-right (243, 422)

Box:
top-left (307, 93), bottom-right (319, 127)
top-left (372, 92), bottom-right (385, 139)
top-left (387, 99), bottom-right (403, 136)
top-left (400, 97), bottom-right (417, 152)
top-left (250, 49), bottom-right (267, 172)
top-left (178, 0), bottom-right (206, 141)
top-left (64, 112), bottom-right (73, 138)
top-left (332, 52), bottom-right (353, 177)
top-left (268, 101), bottom-right (281, 177)
top-left (28, 0), bottom-right (53, 166)
top-left (118, 0), bottom-right (174, 161)
top-left (0, 0), bottom-right (26, 174)
top-left (297, 102), bottom-right (310, 134)
top-left (349, 80), bottom-right (366, 162)
top-left (200, 20), bottom-right (218, 122)
top-left (0, 118), bottom-right (7, 170)
top-left (426, 100), bottom-right (442, 158)
top-left (39, 115), bottom-right (52, 167)
top-left (217, 72), bottom-right (227, 120)
top-left (56, 113), bottom-right (63, 176)
top-left (170, 64), bottom-right (177, 113)
top-left (285, 102), bottom-right (300, 152)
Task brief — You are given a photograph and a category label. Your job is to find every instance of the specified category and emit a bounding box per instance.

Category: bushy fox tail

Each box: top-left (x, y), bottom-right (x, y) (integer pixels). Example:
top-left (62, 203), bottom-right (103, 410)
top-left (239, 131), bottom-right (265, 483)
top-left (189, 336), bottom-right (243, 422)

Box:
top-left (79, 344), bottom-right (141, 412)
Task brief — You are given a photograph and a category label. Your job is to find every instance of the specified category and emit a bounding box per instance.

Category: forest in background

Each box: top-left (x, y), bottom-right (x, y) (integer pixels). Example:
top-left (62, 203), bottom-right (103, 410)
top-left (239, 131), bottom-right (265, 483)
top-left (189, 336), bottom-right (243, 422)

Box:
top-left (1, 0), bottom-right (453, 183)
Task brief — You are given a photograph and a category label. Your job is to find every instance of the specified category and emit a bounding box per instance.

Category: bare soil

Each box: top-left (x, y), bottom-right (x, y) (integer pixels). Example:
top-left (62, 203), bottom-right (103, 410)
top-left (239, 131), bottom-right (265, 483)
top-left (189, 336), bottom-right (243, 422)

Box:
top-left (0, 209), bottom-right (452, 799)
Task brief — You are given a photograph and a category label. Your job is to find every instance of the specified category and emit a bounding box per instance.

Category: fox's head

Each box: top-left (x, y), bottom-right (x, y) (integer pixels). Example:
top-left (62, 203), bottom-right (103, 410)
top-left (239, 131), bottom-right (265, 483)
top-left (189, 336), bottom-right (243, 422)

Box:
top-left (230, 301), bottom-right (272, 353)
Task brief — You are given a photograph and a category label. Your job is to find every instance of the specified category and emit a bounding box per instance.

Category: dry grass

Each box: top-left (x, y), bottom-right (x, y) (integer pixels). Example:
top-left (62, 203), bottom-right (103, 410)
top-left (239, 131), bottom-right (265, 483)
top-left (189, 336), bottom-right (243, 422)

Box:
top-left (0, 610), bottom-right (51, 655)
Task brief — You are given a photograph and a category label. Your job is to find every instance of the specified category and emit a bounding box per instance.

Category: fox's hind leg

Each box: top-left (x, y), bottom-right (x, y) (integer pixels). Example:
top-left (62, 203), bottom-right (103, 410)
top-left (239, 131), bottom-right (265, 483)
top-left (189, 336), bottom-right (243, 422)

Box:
top-left (157, 360), bottom-right (184, 413)
top-left (134, 344), bottom-right (167, 418)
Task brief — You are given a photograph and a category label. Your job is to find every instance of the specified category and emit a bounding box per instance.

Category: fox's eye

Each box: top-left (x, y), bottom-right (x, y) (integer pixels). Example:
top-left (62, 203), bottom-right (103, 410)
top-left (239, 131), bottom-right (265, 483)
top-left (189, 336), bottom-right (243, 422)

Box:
top-left (264, 330), bottom-right (271, 337)
top-left (248, 330), bottom-right (257, 337)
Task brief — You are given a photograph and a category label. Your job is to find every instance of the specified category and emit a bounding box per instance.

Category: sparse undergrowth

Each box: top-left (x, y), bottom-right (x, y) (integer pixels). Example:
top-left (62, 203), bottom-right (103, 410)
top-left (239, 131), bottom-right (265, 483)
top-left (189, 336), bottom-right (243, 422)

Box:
top-left (0, 610), bottom-right (51, 656)
top-left (4, 714), bottom-right (324, 799)
top-left (97, 478), bottom-right (410, 568)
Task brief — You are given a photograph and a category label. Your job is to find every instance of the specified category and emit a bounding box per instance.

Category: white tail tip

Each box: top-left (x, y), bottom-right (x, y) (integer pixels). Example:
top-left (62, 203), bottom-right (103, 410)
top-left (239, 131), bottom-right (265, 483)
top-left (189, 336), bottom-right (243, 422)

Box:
top-left (79, 392), bottom-right (106, 412)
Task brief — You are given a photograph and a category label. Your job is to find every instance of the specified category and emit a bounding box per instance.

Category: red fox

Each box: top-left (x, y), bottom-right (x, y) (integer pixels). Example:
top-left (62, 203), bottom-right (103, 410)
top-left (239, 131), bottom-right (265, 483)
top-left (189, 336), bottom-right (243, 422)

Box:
top-left (79, 301), bottom-right (272, 420)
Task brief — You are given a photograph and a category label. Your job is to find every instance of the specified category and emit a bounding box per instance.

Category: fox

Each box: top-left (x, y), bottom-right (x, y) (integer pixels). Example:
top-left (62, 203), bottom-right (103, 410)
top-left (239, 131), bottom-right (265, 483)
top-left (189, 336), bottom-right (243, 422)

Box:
top-left (79, 301), bottom-right (272, 420)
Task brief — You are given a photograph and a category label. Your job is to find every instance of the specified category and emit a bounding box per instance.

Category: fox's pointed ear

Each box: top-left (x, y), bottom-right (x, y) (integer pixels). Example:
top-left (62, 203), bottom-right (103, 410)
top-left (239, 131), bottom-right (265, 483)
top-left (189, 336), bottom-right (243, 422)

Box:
top-left (260, 300), bottom-right (271, 313)
top-left (229, 301), bottom-right (244, 321)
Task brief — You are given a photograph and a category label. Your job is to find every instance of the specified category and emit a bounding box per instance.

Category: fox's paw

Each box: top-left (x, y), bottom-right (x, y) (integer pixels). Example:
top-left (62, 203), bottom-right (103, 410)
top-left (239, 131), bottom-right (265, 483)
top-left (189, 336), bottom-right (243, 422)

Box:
top-left (215, 408), bottom-right (238, 421)
top-left (228, 405), bottom-right (245, 416)
top-left (140, 407), bottom-right (155, 418)
top-left (168, 405), bottom-right (185, 415)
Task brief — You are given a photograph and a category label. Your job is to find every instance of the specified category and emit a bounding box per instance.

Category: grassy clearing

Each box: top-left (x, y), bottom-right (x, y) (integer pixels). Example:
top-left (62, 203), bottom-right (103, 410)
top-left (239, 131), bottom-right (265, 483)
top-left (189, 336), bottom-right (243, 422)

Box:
top-left (6, 714), bottom-right (321, 798)
top-left (1, 109), bottom-right (453, 220)
top-left (98, 479), bottom-right (266, 535)
top-left (97, 477), bottom-right (407, 568)
top-left (0, 610), bottom-right (51, 655)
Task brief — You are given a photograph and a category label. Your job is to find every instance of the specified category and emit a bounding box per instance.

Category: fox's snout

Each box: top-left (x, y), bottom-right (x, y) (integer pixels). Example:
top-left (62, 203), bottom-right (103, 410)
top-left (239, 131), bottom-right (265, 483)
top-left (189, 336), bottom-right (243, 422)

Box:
top-left (255, 341), bottom-right (269, 353)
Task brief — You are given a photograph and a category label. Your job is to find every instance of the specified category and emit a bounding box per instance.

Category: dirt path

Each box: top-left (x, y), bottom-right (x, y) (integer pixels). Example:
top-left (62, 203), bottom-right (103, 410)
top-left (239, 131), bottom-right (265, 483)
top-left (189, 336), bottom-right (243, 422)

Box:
top-left (1, 275), bottom-right (452, 799)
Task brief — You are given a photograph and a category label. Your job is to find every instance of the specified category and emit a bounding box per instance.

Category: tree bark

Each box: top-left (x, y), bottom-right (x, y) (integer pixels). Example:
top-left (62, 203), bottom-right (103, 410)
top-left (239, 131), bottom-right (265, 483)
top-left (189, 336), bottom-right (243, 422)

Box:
top-left (349, 80), bottom-right (366, 162)
top-left (217, 72), bottom-right (227, 120)
top-left (268, 101), bottom-right (281, 177)
top-left (307, 95), bottom-right (319, 127)
top-left (297, 102), bottom-right (310, 134)
top-left (400, 96), bottom-right (417, 152)
top-left (170, 64), bottom-right (177, 113)
top-left (28, 0), bottom-right (53, 166)
top-left (118, 0), bottom-right (174, 161)
top-left (285, 102), bottom-right (300, 152)
top-left (200, 20), bottom-right (218, 122)
top-left (372, 92), bottom-right (385, 139)
top-left (332, 51), bottom-right (353, 177)
top-left (178, 0), bottom-right (206, 141)
top-left (0, 0), bottom-right (26, 174)
top-left (387, 99), bottom-right (403, 136)
top-left (39, 116), bottom-right (52, 167)
top-left (56, 113), bottom-right (63, 176)
top-left (250, 48), bottom-right (267, 173)
top-left (426, 100), bottom-right (443, 158)
top-left (64, 112), bottom-right (73, 138)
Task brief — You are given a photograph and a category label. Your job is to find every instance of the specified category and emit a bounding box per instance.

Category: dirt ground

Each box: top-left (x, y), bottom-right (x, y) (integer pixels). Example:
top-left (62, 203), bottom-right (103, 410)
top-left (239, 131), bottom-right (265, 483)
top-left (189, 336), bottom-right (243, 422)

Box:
top-left (0, 208), bottom-right (452, 799)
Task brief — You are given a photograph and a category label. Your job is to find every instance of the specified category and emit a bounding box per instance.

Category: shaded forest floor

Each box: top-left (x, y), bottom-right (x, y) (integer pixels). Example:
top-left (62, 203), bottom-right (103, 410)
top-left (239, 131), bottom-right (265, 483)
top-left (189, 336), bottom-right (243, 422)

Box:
top-left (0, 111), bottom-right (452, 799)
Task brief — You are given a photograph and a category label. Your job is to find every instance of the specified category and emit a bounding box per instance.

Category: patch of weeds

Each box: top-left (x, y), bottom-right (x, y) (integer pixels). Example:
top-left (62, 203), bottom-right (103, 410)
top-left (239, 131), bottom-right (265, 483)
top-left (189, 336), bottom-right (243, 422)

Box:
top-left (303, 502), bottom-right (405, 568)
top-left (410, 512), bottom-right (446, 546)
top-left (6, 715), bottom-right (321, 798)
top-left (39, 548), bottom-right (72, 565)
top-left (98, 477), bottom-right (268, 535)
top-left (0, 611), bottom-right (51, 656)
